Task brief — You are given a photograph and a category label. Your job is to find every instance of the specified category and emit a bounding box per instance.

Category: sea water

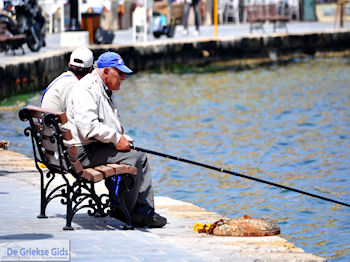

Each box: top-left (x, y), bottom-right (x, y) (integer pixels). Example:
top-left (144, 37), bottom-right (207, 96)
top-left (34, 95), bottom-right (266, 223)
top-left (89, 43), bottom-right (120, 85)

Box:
top-left (1, 57), bottom-right (349, 261)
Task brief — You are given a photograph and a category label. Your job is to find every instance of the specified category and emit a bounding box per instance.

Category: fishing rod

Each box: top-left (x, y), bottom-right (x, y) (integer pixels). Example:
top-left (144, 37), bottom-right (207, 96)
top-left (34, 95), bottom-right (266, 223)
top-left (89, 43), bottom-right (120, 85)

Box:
top-left (130, 145), bottom-right (350, 208)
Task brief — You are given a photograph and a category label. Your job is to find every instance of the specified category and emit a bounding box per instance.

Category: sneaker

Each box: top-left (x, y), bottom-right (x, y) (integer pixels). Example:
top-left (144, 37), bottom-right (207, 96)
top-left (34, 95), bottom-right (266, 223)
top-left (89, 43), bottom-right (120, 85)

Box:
top-left (193, 30), bottom-right (200, 36)
top-left (132, 208), bottom-right (167, 228)
top-left (182, 29), bottom-right (189, 36)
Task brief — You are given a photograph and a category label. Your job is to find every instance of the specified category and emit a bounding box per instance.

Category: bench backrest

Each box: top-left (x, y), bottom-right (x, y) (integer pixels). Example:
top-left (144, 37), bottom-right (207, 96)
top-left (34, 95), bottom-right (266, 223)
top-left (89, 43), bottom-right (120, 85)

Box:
top-left (266, 4), bottom-right (290, 19)
top-left (246, 5), bottom-right (265, 21)
top-left (19, 105), bottom-right (138, 183)
top-left (19, 105), bottom-right (84, 177)
top-left (264, 4), bottom-right (277, 18)
top-left (0, 20), bottom-right (7, 35)
top-left (246, 4), bottom-right (290, 21)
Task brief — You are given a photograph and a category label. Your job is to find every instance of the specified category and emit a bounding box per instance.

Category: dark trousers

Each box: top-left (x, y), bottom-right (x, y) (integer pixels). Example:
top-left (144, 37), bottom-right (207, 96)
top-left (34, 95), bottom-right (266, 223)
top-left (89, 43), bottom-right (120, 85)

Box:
top-left (75, 142), bottom-right (155, 215)
top-left (183, 0), bottom-right (201, 30)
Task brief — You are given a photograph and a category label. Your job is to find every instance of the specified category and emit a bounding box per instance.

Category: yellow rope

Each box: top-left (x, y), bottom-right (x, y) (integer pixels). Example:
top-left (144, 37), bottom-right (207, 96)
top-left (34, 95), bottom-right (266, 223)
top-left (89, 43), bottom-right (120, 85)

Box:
top-left (193, 223), bottom-right (212, 233)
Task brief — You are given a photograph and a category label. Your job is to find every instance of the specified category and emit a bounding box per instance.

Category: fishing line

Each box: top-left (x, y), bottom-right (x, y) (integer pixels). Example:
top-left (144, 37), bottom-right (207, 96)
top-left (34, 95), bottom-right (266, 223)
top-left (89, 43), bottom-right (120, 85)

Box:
top-left (130, 145), bottom-right (350, 208)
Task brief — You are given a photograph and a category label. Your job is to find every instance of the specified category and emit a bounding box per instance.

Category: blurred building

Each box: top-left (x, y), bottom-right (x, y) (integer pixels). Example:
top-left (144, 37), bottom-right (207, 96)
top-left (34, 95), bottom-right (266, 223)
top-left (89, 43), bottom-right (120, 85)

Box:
top-left (36, 0), bottom-right (347, 34)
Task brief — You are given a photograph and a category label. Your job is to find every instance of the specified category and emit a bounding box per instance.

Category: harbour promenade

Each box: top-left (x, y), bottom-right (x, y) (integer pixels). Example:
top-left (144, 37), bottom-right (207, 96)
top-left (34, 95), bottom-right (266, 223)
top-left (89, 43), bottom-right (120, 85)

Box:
top-left (0, 149), bottom-right (325, 261)
top-left (0, 21), bottom-right (349, 64)
top-left (0, 21), bottom-right (347, 261)
top-left (1, 21), bottom-right (350, 101)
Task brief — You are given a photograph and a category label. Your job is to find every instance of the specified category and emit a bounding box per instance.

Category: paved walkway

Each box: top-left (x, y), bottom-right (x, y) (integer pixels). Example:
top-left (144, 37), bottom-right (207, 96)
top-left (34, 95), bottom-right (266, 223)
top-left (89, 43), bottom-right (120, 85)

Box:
top-left (0, 150), bottom-right (325, 261)
top-left (0, 176), bottom-right (224, 262)
top-left (1, 21), bottom-right (349, 65)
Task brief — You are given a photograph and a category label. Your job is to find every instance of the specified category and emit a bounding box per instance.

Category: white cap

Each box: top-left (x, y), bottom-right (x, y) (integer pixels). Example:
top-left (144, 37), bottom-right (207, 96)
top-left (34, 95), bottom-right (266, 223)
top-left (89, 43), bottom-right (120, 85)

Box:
top-left (69, 47), bottom-right (93, 68)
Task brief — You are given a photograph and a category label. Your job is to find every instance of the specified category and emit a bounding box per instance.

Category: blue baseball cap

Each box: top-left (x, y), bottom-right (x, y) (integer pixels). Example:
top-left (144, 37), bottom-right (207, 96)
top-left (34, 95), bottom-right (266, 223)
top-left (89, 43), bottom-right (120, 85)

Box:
top-left (96, 52), bottom-right (133, 73)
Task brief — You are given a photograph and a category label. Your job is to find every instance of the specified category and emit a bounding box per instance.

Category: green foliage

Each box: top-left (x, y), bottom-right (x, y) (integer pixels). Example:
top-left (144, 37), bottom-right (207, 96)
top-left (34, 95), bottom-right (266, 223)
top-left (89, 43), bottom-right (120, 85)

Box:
top-left (0, 92), bottom-right (38, 107)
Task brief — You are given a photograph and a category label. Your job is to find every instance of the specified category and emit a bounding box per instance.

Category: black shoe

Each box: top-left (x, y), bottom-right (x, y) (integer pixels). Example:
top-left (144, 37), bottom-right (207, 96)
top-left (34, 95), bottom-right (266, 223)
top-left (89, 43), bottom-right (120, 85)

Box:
top-left (109, 207), bottom-right (126, 222)
top-left (132, 209), bottom-right (167, 228)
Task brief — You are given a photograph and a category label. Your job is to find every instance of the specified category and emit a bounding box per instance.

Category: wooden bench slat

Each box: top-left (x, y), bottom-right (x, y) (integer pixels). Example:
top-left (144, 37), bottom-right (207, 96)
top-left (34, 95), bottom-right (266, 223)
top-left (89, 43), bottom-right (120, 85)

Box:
top-left (107, 163), bottom-right (137, 175)
top-left (44, 152), bottom-right (66, 170)
top-left (0, 35), bottom-right (9, 41)
top-left (44, 152), bottom-right (83, 175)
top-left (26, 105), bottom-right (68, 124)
top-left (0, 20), bottom-right (26, 54)
top-left (67, 146), bottom-right (78, 157)
top-left (81, 168), bottom-right (104, 182)
top-left (246, 4), bottom-right (289, 33)
top-left (70, 159), bottom-right (84, 174)
top-left (121, 164), bottom-right (138, 175)
top-left (94, 165), bottom-right (116, 178)
top-left (10, 34), bottom-right (26, 40)
top-left (106, 163), bottom-right (127, 174)
top-left (33, 122), bottom-right (73, 141)
top-left (41, 138), bottom-right (77, 157)
top-left (265, 4), bottom-right (290, 20)
top-left (60, 127), bottom-right (73, 141)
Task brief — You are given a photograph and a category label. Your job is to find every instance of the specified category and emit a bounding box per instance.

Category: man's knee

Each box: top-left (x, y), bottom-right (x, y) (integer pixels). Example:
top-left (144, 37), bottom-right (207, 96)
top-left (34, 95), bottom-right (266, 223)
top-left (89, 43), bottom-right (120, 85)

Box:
top-left (117, 150), bottom-right (145, 167)
top-left (134, 151), bottom-right (148, 168)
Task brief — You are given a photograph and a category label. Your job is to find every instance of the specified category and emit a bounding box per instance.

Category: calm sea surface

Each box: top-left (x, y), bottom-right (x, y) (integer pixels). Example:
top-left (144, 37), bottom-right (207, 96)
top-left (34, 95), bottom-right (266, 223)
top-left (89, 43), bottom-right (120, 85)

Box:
top-left (1, 57), bottom-right (349, 260)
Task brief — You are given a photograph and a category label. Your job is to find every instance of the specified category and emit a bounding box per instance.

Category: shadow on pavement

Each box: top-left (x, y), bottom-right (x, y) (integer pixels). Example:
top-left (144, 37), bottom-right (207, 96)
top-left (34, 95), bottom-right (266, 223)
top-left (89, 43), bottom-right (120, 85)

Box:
top-left (56, 213), bottom-right (127, 231)
top-left (0, 233), bottom-right (53, 240)
top-left (55, 213), bottom-right (152, 232)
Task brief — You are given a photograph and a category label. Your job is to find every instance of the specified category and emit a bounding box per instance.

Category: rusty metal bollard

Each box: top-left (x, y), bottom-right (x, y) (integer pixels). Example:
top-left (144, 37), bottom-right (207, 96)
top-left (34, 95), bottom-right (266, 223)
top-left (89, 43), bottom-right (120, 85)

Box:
top-left (0, 140), bottom-right (10, 150)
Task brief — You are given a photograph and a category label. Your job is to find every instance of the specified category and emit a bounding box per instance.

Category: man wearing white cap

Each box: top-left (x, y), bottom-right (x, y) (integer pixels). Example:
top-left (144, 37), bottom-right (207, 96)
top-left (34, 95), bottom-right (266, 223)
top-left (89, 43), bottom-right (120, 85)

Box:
top-left (41, 47), bottom-right (94, 112)
top-left (66, 51), bottom-right (167, 228)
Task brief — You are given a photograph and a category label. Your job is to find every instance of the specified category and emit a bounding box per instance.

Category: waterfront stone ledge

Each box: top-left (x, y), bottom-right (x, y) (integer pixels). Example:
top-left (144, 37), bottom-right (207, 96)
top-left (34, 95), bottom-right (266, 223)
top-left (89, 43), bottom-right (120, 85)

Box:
top-left (1, 27), bottom-right (350, 101)
top-left (0, 149), bottom-right (325, 261)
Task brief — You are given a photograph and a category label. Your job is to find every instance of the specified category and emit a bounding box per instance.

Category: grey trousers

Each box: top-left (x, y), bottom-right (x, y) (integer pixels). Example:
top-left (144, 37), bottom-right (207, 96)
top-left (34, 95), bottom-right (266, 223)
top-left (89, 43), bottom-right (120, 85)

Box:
top-left (183, 0), bottom-right (201, 30)
top-left (75, 142), bottom-right (155, 214)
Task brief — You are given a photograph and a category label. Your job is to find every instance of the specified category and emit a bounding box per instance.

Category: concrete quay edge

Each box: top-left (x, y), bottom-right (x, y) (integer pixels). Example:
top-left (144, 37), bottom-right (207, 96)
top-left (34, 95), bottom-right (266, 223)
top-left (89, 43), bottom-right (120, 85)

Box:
top-left (1, 24), bottom-right (350, 101)
top-left (0, 149), bottom-right (325, 261)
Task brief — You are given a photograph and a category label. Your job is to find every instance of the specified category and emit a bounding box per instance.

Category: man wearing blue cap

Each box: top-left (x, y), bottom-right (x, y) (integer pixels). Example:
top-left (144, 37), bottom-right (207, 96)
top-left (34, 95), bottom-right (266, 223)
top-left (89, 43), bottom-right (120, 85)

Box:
top-left (66, 51), bottom-right (167, 228)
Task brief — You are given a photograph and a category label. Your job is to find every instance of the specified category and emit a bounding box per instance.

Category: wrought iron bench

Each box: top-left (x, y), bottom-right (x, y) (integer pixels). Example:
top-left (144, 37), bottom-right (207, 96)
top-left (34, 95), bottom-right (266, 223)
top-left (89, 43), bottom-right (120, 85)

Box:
top-left (264, 4), bottom-right (289, 33)
top-left (19, 105), bottom-right (137, 230)
top-left (246, 4), bottom-right (290, 33)
top-left (0, 19), bottom-right (10, 52)
top-left (0, 18), bottom-right (26, 55)
top-left (246, 4), bottom-right (266, 33)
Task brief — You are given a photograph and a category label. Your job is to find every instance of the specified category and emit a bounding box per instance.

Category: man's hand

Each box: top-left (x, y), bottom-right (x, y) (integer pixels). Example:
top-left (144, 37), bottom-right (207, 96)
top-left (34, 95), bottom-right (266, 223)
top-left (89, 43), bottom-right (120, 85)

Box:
top-left (116, 135), bottom-right (130, 151)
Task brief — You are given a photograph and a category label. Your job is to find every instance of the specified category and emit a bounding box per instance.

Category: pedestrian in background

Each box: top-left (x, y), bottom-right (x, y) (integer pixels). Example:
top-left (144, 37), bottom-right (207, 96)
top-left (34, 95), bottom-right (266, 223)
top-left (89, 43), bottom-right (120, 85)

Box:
top-left (182, 0), bottom-right (204, 36)
top-left (117, 0), bottom-right (125, 29)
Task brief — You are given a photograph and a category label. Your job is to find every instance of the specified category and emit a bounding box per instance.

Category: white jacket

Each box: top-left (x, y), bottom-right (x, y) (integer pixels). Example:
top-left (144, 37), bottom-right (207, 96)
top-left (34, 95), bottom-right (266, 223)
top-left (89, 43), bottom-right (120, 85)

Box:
top-left (41, 71), bottom-right (78, 112)
top-left (66, 70), bottom-right (132, 147)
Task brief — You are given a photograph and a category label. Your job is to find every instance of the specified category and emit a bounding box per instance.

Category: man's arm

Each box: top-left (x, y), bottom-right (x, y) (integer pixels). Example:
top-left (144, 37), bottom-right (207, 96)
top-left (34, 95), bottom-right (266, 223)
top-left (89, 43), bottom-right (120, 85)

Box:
top-left (70, 86), bottom-right (123, 146)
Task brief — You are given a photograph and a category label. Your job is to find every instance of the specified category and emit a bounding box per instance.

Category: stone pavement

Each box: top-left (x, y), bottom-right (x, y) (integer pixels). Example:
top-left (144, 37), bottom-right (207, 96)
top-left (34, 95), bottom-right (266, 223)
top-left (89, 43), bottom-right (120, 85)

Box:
top-left (0, 150), bottom-right (325, 261)
top-left (1, 21), bottom-right (349, 66)
top-left (0, 176), bottom-right (229, 262)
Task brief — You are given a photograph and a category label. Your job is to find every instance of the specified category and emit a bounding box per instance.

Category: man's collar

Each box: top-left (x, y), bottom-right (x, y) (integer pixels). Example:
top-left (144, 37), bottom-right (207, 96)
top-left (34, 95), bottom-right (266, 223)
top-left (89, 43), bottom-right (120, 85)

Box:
top-left (101, 78), bottom-right (109, 93)
top-left (95, 69), bottom-right (112, 97)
